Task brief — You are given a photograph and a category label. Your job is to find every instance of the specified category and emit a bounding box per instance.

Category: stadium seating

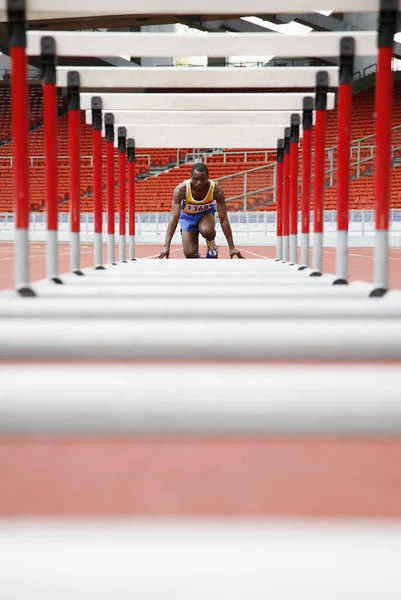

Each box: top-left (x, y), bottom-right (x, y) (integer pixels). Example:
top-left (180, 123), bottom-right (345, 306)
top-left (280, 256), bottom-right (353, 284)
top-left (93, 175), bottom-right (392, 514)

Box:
top-left (0, 80), bottom-right (401, 215)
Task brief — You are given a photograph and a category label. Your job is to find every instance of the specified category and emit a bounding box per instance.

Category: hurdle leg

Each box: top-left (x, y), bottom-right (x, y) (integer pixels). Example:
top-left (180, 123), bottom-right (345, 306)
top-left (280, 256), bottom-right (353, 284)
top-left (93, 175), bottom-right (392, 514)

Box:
top-left (68, 71), bottom-right (82, 275)
top-left (42, 36), bottom-right (61, 283)
top-left (127, 138), bottom-right (136, 261)
top-left (312, 71), bottom-right (328, 274)
top-left (92, 97), bottom-right (104, 269)
top-left (373, 0), bottom-right (397, 295)
top-left (336, 38), bottom-right (354, 283)
top-left (289, 114), bottom-right (300, 264)
top-left (300, 97), bottom-right (313, 268)
top-left (8, 0), bottom-right (33, 296)
top-left (282, 127), bottom-right (290, 262)
top-left (118, 127), bottom-right (127, 263)
top-left (275, 139), bottom-right (284, 261)
top-left (105, 113), bottom-right (116, 264)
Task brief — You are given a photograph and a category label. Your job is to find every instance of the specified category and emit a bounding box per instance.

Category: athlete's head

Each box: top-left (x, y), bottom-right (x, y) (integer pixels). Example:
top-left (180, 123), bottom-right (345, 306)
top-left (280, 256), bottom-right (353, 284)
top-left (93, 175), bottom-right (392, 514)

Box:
top-left (190, 163), bottom-right (209, 191)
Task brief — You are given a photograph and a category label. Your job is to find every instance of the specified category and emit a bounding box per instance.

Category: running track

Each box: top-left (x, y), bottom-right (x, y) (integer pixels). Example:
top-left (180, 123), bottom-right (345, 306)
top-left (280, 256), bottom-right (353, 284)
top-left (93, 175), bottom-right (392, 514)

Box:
top-left (0, 241), bottom-right (400, 519)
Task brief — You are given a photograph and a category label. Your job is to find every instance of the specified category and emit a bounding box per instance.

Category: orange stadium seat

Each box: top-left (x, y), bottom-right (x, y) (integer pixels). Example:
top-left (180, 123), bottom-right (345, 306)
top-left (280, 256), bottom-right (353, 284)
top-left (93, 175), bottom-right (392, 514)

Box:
top-left (0, 81), bottom-right (401, 214)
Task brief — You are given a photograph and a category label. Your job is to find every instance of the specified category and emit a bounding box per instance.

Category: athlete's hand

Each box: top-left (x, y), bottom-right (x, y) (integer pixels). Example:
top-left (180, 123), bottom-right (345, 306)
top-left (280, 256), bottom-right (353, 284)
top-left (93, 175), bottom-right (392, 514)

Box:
top-left (156, 246), bottom-right (170, 259)
top-left (229, 247), bottom-right (245, 259)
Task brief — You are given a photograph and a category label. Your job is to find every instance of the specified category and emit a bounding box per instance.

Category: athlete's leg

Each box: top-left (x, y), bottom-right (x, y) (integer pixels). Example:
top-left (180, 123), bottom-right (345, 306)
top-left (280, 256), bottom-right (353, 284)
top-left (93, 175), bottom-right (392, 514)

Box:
top-left (199, 212), bottom-right (218, 258)
top-left (198, 212), bottom-right (216, 241)
top-left (182, 231), bottom-right (199, 258)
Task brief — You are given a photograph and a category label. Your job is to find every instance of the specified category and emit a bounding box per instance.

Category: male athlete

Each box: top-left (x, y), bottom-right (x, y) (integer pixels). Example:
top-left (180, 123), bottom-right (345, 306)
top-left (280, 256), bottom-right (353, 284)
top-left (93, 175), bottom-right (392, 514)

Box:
top-left (157, 163), bottom-right (244, 259)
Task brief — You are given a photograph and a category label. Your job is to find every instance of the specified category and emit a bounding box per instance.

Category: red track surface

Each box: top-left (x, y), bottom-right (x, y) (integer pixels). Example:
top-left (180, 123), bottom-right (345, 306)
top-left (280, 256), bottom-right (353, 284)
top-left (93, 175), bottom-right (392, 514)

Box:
top-left (2, 241), bottom-right (401, 291)
top-left (1, 240), bottom-right (401, 518)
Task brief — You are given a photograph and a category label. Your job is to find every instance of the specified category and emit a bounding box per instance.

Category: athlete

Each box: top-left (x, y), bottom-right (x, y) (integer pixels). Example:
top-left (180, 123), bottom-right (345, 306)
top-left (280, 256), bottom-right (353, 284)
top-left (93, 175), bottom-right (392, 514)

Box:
top-left (157, 163), bottom-right (244, 259)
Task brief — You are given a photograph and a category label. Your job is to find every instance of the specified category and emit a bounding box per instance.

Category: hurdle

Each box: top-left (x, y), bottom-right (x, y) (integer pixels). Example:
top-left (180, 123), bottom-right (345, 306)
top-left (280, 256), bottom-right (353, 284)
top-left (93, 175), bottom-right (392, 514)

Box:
top-left (2, 2), bottom-right (401, 598)
top-left (80, 92), bottom-right (337, 112)
top-left (2, 0), bottom-right (399, 296)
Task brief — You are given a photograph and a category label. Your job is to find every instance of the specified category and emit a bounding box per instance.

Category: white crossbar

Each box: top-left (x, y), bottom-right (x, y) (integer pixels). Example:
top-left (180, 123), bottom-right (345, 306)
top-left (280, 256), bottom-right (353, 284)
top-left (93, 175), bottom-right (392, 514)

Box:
top-left (86, 110), bottom-right (312, 127)
top-left (56, 66), bottom-right (339, 89)
top-left (80, 92), bottom-right (336, 111)
top-left (26, 31), bottom-right (378, 58)
top-left (0, 0), bottom-right (397, 19)
top-left (1, 318), bottom-right (401, 360)
top-left (2, 364), bottom-right (401, 434)
top-left (20, 280), bottom-right (376, 298)
top-left (106, 125), bottom-right (302, 148)
top-left (0, 296), bottom-right (400, 319)
top-left (1, 521), bottom-right (400, 600)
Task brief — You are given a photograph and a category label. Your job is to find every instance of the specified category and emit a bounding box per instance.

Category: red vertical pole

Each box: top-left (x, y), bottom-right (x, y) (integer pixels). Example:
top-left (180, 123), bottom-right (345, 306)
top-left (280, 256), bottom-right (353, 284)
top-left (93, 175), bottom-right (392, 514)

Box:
top-left (118, 127), bottom-right (127, 262)
top-left (289, 113), bottom-right (300, 264)
top-left (105, 113), bottom-right (115, 264)
top-left (282, 127), bottom-right (290, 262)
top-left (92, 96), bottom-right (104, 269)
top-left (373, 0), bottom-right (397, 295)
top-left (41, 36), bottom-right (60, 283)
top-left (67, 71), bottom-right (82, 275)
top-left (336, 37), bottom-right (355, 283)
top-left (300, 96), bottom-right (313, 268)
top-left (7, 0), bottom-right (33, 295)
top-left (127, 138), bottom-right (136, 261)
top-left (275, 138), bottom-right (284, 260)
top-left (313, 71), bottom-right (328, 274)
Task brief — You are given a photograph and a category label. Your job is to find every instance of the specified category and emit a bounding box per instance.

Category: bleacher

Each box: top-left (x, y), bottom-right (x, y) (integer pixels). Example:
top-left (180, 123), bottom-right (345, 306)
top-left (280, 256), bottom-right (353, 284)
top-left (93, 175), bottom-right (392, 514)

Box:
top-left (0, 81), bottom-right (401, 214)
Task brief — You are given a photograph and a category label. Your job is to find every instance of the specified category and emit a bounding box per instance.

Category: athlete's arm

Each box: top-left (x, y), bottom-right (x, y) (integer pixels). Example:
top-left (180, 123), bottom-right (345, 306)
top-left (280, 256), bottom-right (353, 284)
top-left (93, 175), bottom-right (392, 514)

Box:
top-left (157, 184), bottom-right (185, 259)
top-left (215, 185), bottom-right (244, 259)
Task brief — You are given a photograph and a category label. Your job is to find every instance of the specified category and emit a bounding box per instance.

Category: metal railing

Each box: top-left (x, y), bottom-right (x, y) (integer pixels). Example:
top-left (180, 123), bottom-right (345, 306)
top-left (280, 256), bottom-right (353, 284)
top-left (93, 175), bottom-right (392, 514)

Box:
top-left (2, 210), bottom-right (401, 236)
top-left (214, 162), bottom-right (276, 210)
top-left (0, 154), bottom-right (152, 168)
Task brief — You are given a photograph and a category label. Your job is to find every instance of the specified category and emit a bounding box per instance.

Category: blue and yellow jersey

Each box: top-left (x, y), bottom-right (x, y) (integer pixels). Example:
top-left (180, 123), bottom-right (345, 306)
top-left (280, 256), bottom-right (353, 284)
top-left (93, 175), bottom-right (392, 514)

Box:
top-left (181, 179), bottom-right (216, 215)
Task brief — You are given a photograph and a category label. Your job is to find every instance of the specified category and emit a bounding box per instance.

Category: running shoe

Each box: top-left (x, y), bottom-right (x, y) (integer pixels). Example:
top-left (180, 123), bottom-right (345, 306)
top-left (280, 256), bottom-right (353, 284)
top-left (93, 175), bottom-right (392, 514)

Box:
top-left (206, 239), bottom-right (218, 259)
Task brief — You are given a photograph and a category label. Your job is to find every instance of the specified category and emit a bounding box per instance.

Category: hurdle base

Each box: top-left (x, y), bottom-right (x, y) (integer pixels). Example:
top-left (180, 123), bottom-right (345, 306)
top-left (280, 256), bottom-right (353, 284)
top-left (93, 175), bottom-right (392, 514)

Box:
top-left (95, 266), bottom-right (106, 270)
top-left (51, 277), bottom-right (64, 285)
top-left (73, 270), bottom-right (85, 276)
top-left (17, 286), bottom-right (36, 298)
top-left (310, 271), bottom-right (322, 277)
top-left (369, 287), bottom-right (388, 298)
top-left (332, 278), bottom-right (348, 286)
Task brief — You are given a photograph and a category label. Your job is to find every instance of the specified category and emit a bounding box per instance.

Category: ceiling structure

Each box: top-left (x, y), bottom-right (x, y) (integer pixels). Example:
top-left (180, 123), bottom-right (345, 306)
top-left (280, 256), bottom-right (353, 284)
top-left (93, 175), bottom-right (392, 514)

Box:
top-left (0, 9), bottom-right (399, 81)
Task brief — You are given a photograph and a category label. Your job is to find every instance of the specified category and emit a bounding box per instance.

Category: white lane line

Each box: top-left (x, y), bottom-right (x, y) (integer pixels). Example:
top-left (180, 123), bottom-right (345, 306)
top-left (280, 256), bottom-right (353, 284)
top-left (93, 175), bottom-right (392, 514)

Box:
top-left (237, 248), bottom-right (269, 259)
top-left (323, 249), bottom-right (401, 261)
top-left (144, 248), bottom-right (182, 259)
top-left (0, 250), bottom-right (94, 262)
